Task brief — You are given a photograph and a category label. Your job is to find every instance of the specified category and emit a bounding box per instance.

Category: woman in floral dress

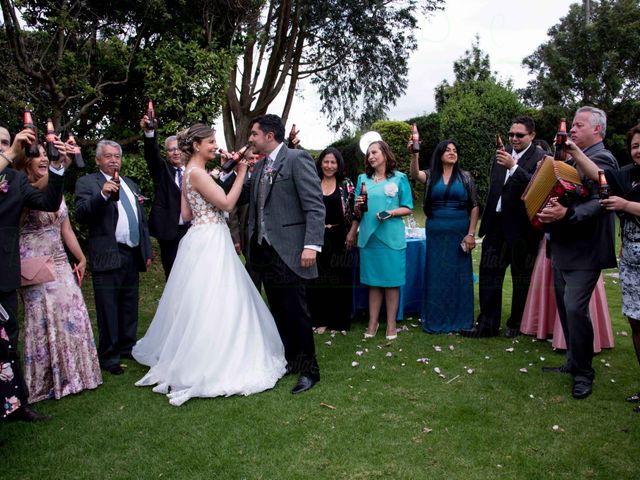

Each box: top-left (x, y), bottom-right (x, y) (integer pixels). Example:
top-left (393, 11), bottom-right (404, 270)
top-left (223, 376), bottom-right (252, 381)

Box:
top-left (17, 145), bottom-right (102, 403)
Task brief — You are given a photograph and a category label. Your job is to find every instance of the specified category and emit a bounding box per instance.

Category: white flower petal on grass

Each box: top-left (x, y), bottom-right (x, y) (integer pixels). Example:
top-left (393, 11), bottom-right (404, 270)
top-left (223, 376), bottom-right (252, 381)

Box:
top-left (620, 331), bottom-right (628, 336)
top-left (485, 356), bottom-right (491, 360)
top-left (604, 363), bottom-right (611, 368)
top-left (448, 345), bottom-right (455, 351)
top-left (540, 356), bottom-right (546, 361)
top-left (434, 367), bottom-right (441, 374)
top-left (324, 341), bottom-right (332, 346)
top-left (385, 352), bottom-right (393, 358)
top-left (355, 351), bottom-right (364, 356)
top-left (466, 368), bottom-right (474, 374)
top-left (519, 368), bottom-right (528, 373)
top-left (422, 426), bottom-right (433, 433)
top-left (401, 363), bottom-right (406, 367)
top-left (410, 324), bottom-right (418, 328)
top-left (438, 374), bottom-right (446, 379)
top-left (434, 345), bottom-right (442, 352)
top-left (505, 347), bottom-right (514, 353)
top-left (351, 361), bottom-right (359, 367)
top-left (529, 394), bottom-right (535, 399)
top-left (611, 379), bottom-right (615, 383)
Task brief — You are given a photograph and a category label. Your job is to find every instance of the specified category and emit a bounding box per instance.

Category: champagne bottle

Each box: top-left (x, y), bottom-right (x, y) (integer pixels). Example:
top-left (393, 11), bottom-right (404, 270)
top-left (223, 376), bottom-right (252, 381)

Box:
top-left (221, 144), bottom-right (250, 172)
top-left (411, 123), bottom-right (420, 153)
top-left (23, 109), bottom-right (40, 158)
top-left (67, 133), bottom-right (85, 168)
top-left (45, 118), bottom-right (60, 162)
top-left (598, 170), bottom-right (610, 200)
top-left (288, 124), bottom-right (298, 148)
top-left (359, 183), bottom-right (368, 213)
top-left (554, 118), bottom-right (568, 161)
top-left (146, 100), bottom-right (155, 129)
top-left (111, 169), bottom-right (120, 201)
top-left (495, 133), bottom-right (505, 151)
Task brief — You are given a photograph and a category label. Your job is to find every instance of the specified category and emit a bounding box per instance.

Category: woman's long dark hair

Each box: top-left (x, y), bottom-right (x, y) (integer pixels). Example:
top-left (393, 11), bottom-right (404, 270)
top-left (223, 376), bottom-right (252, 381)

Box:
top-left (316, 147), bottom-right (345, 181)
top-left (364, 140), bottom-right (396, 178)
top-left (429, 139), bottom-right (461, 184)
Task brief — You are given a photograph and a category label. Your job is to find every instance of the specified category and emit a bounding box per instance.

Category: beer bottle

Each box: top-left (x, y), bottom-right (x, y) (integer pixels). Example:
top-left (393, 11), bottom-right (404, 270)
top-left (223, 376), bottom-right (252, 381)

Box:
top-left (221, 144), bottom-right (250, 172)
top-left (67, 133), bottom-right (85, 168)
top-left (359, 183), bottom-right (368, 213)
top-left (495, 133), bottom-right (505, 151)
top-left (45, 118), bottom-right (60, 162)
top-left (598, 170), bottom-right (610, 200)
top-left (111, 169), bottom-right (120, 201)
top-left (146, 100), bottom-right (155, 129)
top-left (23, 109), bottom-right (40, 158)
top-left (411, 123), bottom-right (420, 153)
top-left (288, 124), bottom-right (298, 148)
top-left (554, 118), bottom-right (568, 161)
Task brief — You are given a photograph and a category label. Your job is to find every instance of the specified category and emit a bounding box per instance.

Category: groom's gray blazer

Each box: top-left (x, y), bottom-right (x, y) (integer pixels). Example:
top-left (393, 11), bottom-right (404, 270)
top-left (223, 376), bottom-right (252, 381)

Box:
top-left (247, 144), bottom-right (325, 279)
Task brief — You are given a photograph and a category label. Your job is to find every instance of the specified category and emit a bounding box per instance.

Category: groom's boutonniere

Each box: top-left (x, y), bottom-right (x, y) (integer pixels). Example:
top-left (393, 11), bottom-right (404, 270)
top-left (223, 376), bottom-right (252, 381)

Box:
top-left (0, 174), bottom-right (8, 194)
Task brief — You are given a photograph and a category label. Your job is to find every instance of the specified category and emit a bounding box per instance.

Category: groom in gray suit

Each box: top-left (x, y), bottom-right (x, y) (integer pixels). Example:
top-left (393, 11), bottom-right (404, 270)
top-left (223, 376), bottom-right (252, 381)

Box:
top-left (247, 114), bottom-right (325, 394)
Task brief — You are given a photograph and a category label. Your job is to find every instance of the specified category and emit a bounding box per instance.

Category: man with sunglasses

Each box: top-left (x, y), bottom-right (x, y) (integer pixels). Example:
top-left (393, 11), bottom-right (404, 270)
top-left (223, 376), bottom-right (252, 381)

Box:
top-left (461, 116), bottom-right (545, 338)
top-left (140, 115), bottom-right (190, 279)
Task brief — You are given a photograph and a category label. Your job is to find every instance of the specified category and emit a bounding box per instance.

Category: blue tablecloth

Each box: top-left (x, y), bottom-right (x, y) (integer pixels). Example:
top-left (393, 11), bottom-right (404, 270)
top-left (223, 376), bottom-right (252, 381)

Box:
top-left (352, 234), bottom-right (426, 320)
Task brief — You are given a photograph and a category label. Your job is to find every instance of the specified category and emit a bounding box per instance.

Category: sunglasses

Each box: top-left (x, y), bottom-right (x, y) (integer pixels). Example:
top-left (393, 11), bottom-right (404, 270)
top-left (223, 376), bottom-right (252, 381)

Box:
top-left (507, 132), bottom-right (528, 139)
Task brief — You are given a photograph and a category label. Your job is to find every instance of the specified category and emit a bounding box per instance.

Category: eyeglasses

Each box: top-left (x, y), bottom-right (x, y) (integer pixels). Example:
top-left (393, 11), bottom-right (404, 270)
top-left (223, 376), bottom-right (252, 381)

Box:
top-left (507, 132), bottom-right (528, 139)
top-left (167, 147), bottom-right (180, 153)
top-left (102, 153), bottom-right (122, 160)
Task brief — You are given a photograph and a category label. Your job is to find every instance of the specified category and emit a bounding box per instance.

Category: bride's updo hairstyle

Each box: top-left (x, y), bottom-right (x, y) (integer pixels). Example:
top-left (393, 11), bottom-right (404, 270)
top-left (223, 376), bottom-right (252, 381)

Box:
top-left (176, 123), bottom-right (215, 161)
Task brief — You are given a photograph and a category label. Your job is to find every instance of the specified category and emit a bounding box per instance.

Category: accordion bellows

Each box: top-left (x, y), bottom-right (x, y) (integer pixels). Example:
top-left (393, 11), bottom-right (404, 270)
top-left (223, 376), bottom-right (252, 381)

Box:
top-left (521, 157), bottom-right (585, 228)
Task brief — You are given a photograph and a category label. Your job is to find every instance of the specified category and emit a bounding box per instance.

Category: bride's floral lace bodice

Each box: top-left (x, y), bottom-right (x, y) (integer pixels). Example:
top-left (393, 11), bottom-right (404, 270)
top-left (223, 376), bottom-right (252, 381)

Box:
top-left (185, 167), bottom-right (226, 226)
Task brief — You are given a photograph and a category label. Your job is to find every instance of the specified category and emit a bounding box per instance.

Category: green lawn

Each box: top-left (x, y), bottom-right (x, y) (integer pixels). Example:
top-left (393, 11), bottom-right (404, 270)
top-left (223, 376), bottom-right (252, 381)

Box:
top-left (2, 213), bottom-right (638, 479)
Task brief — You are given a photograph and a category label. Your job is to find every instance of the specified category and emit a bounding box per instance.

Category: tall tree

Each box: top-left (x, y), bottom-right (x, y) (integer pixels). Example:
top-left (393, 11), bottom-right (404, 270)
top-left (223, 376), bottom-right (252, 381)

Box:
top-left (221, 0), bottom-right (445, 149)
top-left (521, 0), bottom-right (640, 111)
top-left (0, 0), bottom-right (237, 143)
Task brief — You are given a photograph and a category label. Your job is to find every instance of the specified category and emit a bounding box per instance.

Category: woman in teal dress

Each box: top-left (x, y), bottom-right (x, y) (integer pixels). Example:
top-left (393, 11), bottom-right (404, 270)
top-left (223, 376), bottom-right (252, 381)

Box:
top-left (350, 140), bottom-right (413, 340)
top-left (410, 140), bottom-right (479, 333)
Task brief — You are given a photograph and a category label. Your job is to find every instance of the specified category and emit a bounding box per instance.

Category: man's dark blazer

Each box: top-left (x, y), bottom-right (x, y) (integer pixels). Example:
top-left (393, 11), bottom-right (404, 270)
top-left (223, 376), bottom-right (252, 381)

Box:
top-left (246, 144), bottom-right (325, 279)
top-left (0, 168), bottom-right (64, 292)
top-left (144, 134), bottom-right (182, 241)
top-left (74, 172), bottom-right (152, 272)
top-left (479, 144), bottom-right (546, 242)
top-left (547, 141), bottom-right (618, 270)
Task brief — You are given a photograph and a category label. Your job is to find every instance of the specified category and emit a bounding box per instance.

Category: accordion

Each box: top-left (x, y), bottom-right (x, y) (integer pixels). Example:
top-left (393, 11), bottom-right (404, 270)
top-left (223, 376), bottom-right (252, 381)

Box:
top-left (521, 157), bottom-right (588, 228)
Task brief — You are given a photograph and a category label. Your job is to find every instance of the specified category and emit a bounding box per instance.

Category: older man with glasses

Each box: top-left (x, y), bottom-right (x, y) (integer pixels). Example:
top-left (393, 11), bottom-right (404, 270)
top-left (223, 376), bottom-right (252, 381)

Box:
top-left (461, 115), bottom-right (545, 338)
top-left (140, 115), bottom-right (190, 279)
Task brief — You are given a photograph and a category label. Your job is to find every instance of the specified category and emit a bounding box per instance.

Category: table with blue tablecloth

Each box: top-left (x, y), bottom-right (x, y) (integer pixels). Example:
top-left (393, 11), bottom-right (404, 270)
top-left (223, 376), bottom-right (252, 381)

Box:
top-left (352, 230), bottom-right (426, 320)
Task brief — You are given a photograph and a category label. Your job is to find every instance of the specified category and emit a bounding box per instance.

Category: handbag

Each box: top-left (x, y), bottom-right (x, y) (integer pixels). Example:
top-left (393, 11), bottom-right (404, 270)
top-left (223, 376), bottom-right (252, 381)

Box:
top-left (20, 255), bottom-right (56, 286)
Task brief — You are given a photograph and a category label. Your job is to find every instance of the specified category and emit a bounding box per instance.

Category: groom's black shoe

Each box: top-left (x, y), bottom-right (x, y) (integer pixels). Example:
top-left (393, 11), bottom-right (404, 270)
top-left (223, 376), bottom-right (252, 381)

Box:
top-left (291, 375), bottom-right (318, 394)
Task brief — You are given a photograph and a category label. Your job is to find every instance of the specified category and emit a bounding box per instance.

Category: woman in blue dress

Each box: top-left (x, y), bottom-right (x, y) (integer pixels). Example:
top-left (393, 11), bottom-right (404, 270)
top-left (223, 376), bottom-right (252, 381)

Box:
top-left (352, 140), bottom-right (413, 340)
top-left (410, 140), bottom-right (479, 333)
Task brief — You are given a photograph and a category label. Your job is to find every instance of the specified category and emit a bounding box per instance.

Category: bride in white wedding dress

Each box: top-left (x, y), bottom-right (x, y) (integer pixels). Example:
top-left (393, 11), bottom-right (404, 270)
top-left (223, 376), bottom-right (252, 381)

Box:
top-left (132, 124), bottom-right (286, 406)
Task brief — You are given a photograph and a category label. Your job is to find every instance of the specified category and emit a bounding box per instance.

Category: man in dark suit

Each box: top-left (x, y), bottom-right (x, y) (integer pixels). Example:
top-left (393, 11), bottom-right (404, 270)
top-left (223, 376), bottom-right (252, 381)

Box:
top-left (140, 116), bottom-right (189, 279)
top-left (246, 114), bottom-right (325, 394)
top-left (75, 140), bottom-right (152, 375)
top-left (0, 128), bottom-right (65, 421)
top-left (461, 116), bottom-right (545, 338)
top-left (539, 106), bottom-right (618, 399)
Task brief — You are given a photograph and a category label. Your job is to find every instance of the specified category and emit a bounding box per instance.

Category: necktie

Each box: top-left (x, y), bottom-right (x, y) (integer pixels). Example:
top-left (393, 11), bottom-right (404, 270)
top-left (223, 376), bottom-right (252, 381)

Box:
top-left (175, 167), bottom-right (183, 190)
top-left (118, 181), bottom-right (140, 246)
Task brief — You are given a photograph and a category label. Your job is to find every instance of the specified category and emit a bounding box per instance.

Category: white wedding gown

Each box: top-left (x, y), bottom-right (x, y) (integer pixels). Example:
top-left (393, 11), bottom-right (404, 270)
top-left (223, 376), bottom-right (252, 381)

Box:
top-left (132, 167), bottom-right (286, 406)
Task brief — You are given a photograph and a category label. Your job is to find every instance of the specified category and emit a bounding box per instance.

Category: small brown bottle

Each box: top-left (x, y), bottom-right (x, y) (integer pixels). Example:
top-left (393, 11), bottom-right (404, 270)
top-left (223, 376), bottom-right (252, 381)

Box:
top-left (110, 169), bottom-right (120, 201)
top-left (411, 123), bottom-right (420, 153)
top-left (359, 183), bottom-right (368, 213)
top-left (221, 144), bottom-right (250, 172)
top-left (67, 133), bottom-right (85, 168)
top-left (45, 118), bottom-right (60, 162)
top-left (288, 124), bottom-right (298, 148)
top-left (496, 134), bottom-right (505, 152)
top-left (23, 109), bottom-right (40, 158)
top-left (554, 118), bottom-right (568, 161)
top-left (598, 170), bottom-right (610, 200)
top-left (146, 100), bottom-right (155, 129)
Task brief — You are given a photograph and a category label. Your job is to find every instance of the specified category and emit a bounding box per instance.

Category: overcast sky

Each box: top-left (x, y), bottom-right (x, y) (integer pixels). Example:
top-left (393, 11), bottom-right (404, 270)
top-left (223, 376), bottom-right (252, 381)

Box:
top-left (216, 0), bottom-right (578, 149)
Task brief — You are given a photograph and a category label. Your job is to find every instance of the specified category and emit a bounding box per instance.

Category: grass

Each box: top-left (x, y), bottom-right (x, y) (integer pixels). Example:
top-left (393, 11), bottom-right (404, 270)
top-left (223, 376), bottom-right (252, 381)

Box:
top-left (2, 211), bottom-right (638, 479)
